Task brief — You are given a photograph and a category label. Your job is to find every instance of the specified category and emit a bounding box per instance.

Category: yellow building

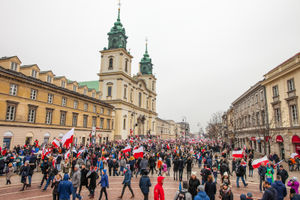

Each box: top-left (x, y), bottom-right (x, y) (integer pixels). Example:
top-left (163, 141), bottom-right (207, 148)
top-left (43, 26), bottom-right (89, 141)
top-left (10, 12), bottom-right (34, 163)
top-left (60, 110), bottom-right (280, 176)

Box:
top-left (79, 8), bottom-right (157, 139)
top-left (262, 52), bottom-right (300, 159)
top-left (0, 56), bottom-right (114, 149)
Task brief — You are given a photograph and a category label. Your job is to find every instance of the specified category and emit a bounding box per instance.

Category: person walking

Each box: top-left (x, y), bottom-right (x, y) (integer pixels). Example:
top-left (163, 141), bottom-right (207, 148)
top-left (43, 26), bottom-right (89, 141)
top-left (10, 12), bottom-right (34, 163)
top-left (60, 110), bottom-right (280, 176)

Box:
top-left (173, 156), bottom-right (179, 181)
top-left (119, 167), bottom-right (134, 199)
top-left (79, 164), bottom-right (89, 195)
top-left (51, 174), bottom-right (62, 200)
top-left (194, 185), bottom-right (210, 200)
top-left (40, 159), bottom-right (50, 188)
top-left (219, 184), bottom-right (233, 200)
top-left (140, 156), bottom-right (149, 176)
top-left (5, 162), bottom-right (13, 184)
top-left (248, 159), bottom-right (253, 177)
top-left (271, 175), bottom-right (287, 200)
top-left (19, 160), bottom-right (30, 191)
top-left (154, 176), bottom-right (165, 200)
top-left (185, 156), bottom-right (193, 180)
top-left (173, 181), bottom-right (192, 200)
top-left (277, 165), bottom-right (289, 184)
top-left (98, 169), bottom-right (109, 200)
top-left (43, 163), bottom-right (58, 191)
top-left (236, 162), bottom-right (248, 188)
top-left (58, 174), bottom-right (73, 200)
top-left (139, 170), bottom-right (152, 200)
top-left (87, 166), bottom-right (98, 199)
top-left (258, 162), bottom-right (267, 192)
top-left (188, 172), bottom-right (200, 199)
top-left (178, 157), bottom-right (184, 181)
top-left (72, 164), bottom-right (82, 200)
top-left (205, 175), bottom-right (216, 200)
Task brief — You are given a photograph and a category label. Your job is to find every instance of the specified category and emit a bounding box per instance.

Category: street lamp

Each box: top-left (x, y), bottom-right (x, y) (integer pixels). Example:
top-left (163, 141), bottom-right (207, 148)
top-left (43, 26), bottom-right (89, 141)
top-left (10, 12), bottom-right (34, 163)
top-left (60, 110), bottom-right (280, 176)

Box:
top-left (182, 116), bottom-right (188, 143)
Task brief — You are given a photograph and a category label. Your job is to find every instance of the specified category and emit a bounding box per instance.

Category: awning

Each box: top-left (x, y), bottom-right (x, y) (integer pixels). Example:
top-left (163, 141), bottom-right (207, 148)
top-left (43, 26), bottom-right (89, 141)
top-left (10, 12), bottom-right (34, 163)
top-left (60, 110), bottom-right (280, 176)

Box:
top-left (292, 135), bottom-right (300, 144)
top-left (44, 133), bottom-right (50, 138)
top-left (276, 135), bottom-right (284, 143)
top-left (3, 131), bottom-right (13, 138)
top-left (251, 137), bottom-right (256, 141)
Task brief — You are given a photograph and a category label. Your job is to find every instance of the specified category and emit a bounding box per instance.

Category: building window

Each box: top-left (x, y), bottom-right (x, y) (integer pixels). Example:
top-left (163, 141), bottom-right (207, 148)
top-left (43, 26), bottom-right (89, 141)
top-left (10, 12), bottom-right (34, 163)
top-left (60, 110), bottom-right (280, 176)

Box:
top-left (107, 119), bottom-right (111, 129)
top-left (61, 80), bottom-right (66, 88)
top-left (73, 85), bottom-right (77, 92)
top-left (100, 108), bottom-right (104, 114)
top-left (84, 89), bottom-right (87, 95)
top-left (60, 111), bottom-right (66, 126)
top-left (10, 62), bottom-right (17, 71)
top-left (152, 81), bottom-right (155, 91)
top-left (272, 85), bottom-right (279, 97)
top-left (124, 87), bottom-right (127, 99)
top-left (93, 105), bottom-right (97, 113)
top-left (112, 119), bottom-right (114, 129)
top-left (139, 92), bottom-right (142, 107)
top-left (30, 89), bottom-right (37, 100)
top-left (125, 60), bottom-right (128, 72)
top-left (72, 113), bottom-right (78, 127)
top-left (92, 92), bottom-right (95, 98)
top-left (32, 70), bottom-right (38, 78)
top-left (62, 97), bottom-right (67, 107)
top-left (107, 86), bottom-right (112, 97)
top-left (274, 108), bottom-right (281, 125)
top-left (108, 58), bottom-right (113, 70)
top-left (261, 111), bottom-right (265, 125)
top-left (291, 105), bottom-right (298, 126)
top-left (256, 112), bottom-right (260, 126)
top-left (100, 118), bottom-right (104, 129)
top-left (6, 104), bottom-right (16, 121)
top-left (92, 116), bottom-right (97, 127)
top-left (107, 109), bottom-right (111, 115)
top-left (288, 79), bottom-right (295, 92)
top-left (9, 84), bottom-right (17, 96)
top-left (84, 103), bottom-right (88, 111)
top-left (28, 106), bottom-right (37, 123)
top-left (83, 115), bottom-right (88, 128)
top-left (260, 90), bottom-right (264, 101)
top-left (130, 89), bottom-right (133, 102)
top-left (45, 109), bottom-right (53, 124)
top-left (47, 75), bottom-right (52, 83)
top-left (48, 93), bottom-right (54, 104)
top-left (73, 100), bottom-right (78, 109)
top-left (123, 118), bottom-right (126, 130)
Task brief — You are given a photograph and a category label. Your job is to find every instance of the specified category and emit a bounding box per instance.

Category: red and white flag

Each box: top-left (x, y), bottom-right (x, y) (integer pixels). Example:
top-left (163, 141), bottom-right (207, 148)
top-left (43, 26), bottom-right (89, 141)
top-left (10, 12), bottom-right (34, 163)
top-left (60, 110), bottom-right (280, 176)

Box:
top-left (133, 146), bottom-right (144, 159)
top-left (122, 144), bottom-right (131, 153)
top-left (42, 148), bottom-right (51, 160)
top-left (61, 128), bottom-right (74, 149)
top-left (64, 150), bottom-right (70, 160)
top-left (77, 148), bottom-right (85, 158)
top-left (252, 156), bottom-right (269, 169)
top-left (52, 157), bottom-right (57, 167)
top-left (291, 153), bottom-right (300, 159)
top-left (52, 138), bottom-right (61, 148)
top-left (232, 150), bottom-right (243, 158)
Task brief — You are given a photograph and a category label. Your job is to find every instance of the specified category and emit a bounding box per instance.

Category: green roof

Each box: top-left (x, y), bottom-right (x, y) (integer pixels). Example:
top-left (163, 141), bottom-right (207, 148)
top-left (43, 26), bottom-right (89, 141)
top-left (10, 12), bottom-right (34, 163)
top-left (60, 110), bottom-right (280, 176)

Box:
top-left (78, 80), bottom-right (99, 92)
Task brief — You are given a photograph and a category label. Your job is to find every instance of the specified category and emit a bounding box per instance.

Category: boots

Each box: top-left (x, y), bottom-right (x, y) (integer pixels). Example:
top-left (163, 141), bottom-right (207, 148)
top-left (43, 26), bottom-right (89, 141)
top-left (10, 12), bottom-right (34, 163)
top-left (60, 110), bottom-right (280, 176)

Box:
top-left (20, 183), bottom-right (26, 191)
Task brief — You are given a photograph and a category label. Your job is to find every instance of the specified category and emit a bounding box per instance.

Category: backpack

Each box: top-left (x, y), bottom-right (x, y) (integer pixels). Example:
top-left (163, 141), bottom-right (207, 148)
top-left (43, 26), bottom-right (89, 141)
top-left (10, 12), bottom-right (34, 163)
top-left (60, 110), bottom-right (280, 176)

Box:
top-left (176, 191), bottom-right (186, 200)
top-left (236, 165), bottom-right (242, 176)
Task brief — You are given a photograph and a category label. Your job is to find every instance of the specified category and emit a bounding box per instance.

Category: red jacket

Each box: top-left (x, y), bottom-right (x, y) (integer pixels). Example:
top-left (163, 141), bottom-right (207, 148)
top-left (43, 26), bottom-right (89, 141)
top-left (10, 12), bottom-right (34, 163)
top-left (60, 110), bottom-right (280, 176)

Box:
top-left (154, 176), bottom-right (165, 200)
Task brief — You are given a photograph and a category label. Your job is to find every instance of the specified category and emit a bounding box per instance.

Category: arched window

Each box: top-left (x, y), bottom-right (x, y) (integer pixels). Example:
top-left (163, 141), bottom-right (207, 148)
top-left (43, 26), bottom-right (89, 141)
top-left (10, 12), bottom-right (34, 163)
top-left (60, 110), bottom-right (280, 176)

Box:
top-left (108, 58), bottom-right (113, 70)
top-left (125, 59), bottom-right (128, 72)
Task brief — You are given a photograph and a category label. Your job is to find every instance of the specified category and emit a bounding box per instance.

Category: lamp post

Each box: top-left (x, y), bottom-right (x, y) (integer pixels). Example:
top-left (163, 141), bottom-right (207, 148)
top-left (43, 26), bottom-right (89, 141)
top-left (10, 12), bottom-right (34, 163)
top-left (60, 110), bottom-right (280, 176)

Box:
top-left (182, 116), bottom-right (188, 143)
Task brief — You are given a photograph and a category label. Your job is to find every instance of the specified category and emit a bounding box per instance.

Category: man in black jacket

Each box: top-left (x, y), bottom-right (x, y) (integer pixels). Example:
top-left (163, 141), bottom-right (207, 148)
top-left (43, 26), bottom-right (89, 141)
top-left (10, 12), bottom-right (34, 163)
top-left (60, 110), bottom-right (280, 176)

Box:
top-left (261, 181), bottom-right (278, 200)
top-left (178, 157), bottom-right (184, 181)
top-left (39, 159), bottom-right (49, 188)
top-left (185, 157), bottom-right (193, 180)
top-left (277, 165), bottom-right (289, 184)
top-left (258, 163), bottom-right (267, 192)
top-left (79, 164), bottom-right (89, 195)
top-left (173, 156), bottom-right (179, 181)
top-left (107, 158), bottom-right (113, 176)
top-left (236, 163), bottom-right (248, 188)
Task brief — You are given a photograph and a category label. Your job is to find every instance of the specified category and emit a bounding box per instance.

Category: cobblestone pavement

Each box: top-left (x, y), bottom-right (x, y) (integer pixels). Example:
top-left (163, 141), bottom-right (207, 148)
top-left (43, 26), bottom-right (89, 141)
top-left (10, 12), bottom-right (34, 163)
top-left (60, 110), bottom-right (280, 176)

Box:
top-left (0, 165), bottom-right (299, 200)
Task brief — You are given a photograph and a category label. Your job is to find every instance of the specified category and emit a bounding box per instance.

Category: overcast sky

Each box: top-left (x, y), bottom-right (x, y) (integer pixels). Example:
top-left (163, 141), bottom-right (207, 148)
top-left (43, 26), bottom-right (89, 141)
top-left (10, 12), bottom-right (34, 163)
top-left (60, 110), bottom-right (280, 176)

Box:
top-left (1, 0), bottom-right (300, 132)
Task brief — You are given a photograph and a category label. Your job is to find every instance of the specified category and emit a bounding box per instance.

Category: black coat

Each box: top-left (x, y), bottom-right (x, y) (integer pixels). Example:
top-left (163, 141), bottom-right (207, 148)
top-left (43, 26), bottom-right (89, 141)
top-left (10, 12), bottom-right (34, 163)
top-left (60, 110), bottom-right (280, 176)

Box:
top-left (178, 159), bottom-right (184, 170)
top-left (51, 180), bottom-right (60, 194)
top-left (186, 159), bottom-right (193, 171)
top-left (87, 171), bottom-right (98, 189)
top-left (188, 178), bottom-right (200, 197)
top-left (80, 168), bottom-right (89, 185)
top-left (139, 175), bottom-right (151, 194)
top-left (173, 159), bottom-right (179, 171)
top-left (205, 181), bottom-right (216, 200)
top-left (277, 169), bottom-right (289, 183)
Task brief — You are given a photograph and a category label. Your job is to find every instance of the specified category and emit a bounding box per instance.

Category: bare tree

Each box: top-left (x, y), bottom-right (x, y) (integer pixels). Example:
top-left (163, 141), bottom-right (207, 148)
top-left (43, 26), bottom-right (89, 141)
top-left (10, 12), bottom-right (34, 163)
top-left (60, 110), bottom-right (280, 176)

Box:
top-left (206, 111), bottom-right (223, 139)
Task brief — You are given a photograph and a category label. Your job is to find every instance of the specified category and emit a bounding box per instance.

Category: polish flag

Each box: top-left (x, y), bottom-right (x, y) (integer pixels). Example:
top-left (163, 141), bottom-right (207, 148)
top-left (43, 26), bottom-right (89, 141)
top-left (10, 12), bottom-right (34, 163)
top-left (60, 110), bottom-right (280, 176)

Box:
top-left (42, 148), bottom-right (51, 160)
top-left (291, 153), bottom-right (300, 159)
top-left (64, 150), bottom-right (70, 160)
top-left (77, 148), bottom-right (85, 158)
top-left (52, 138), bottom-right (61, 148)
top-left (232, 150), bottom-right (243, 158)
top-left (52, 157), bottom-right (56, 167)
top-left (130, 137), bottom-right (134, 143)
top-left (133, 146), bottom-right (144, 159)
top-left (252, 156), bottom-right (269, 169)
top-left (166, 144), bottom-right (170, 150)
top-left (61, 128), bottom-right (74, 149)
top-left (122, 144), bottom-right (131, 153)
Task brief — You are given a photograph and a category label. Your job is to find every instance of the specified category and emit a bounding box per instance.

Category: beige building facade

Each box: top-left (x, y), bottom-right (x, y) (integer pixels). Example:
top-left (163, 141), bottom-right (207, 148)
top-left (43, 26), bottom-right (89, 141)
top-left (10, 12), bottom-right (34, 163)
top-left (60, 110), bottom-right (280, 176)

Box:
top-left (0, 56), bottom-right (114, 149)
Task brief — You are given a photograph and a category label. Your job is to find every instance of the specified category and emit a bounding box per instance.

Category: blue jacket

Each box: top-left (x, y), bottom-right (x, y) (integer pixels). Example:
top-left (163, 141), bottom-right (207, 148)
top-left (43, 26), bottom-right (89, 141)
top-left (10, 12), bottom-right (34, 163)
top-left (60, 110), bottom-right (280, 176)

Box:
top-left (122, 169), bottom-right (132, 185)
top-left (194, 191), bottom-right (210, 200)
top-left (58, 174), bottom-right (73, 200)
top-left (99, 169), bottom-right (109, 188)
top-left (139, 175), bottom-right (151, 194)
top-left (272, 180), bottom-right (287, 200)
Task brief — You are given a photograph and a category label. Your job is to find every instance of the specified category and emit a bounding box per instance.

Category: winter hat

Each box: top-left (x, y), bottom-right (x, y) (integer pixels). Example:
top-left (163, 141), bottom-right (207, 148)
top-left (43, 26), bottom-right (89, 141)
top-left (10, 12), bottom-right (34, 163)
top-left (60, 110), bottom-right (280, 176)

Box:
top-left (197, 185), bottom-right (205, 191)
top-left (191, 171), bottom-right (197, 176)
top-left (224, 172), bottom-right (228, 176)
top-left (247, 192), bottom-right (253, 197)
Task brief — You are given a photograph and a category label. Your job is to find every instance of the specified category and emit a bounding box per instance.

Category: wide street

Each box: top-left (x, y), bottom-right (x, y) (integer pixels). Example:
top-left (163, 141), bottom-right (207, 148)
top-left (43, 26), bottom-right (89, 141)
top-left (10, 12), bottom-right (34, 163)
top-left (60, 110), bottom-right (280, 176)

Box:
top-left (0, 163), bottom-right (298, 200)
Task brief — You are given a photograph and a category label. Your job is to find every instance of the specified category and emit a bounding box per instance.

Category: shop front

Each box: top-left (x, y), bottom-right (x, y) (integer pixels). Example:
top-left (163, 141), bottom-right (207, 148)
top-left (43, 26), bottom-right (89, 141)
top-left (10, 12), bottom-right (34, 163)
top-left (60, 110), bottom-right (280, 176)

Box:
top-left (276, 135), bottom-right (285, 159)
top-left (292, 135), bottom-right (300, 154)
top-left (3, 131), bottom-right (13, 149)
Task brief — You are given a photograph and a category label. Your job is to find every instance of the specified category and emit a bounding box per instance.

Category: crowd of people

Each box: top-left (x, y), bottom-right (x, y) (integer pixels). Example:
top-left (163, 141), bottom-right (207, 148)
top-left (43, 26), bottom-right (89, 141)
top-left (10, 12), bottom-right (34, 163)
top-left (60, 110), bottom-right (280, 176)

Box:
top-left (0, 137), bottom-right (299, 200)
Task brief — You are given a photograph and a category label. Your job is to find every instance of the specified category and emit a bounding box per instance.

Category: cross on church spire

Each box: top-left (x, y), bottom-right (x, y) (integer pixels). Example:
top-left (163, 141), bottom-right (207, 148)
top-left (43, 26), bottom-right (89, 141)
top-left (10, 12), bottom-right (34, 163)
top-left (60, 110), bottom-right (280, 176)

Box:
top-left (117, 0), bottom-right (121, 21)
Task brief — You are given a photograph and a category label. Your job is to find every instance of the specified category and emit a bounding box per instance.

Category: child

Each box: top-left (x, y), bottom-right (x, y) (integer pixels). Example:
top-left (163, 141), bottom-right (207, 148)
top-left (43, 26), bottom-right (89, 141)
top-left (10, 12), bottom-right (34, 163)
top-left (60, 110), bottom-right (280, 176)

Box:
top-left (265, 169), bottom-right (273, 184)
